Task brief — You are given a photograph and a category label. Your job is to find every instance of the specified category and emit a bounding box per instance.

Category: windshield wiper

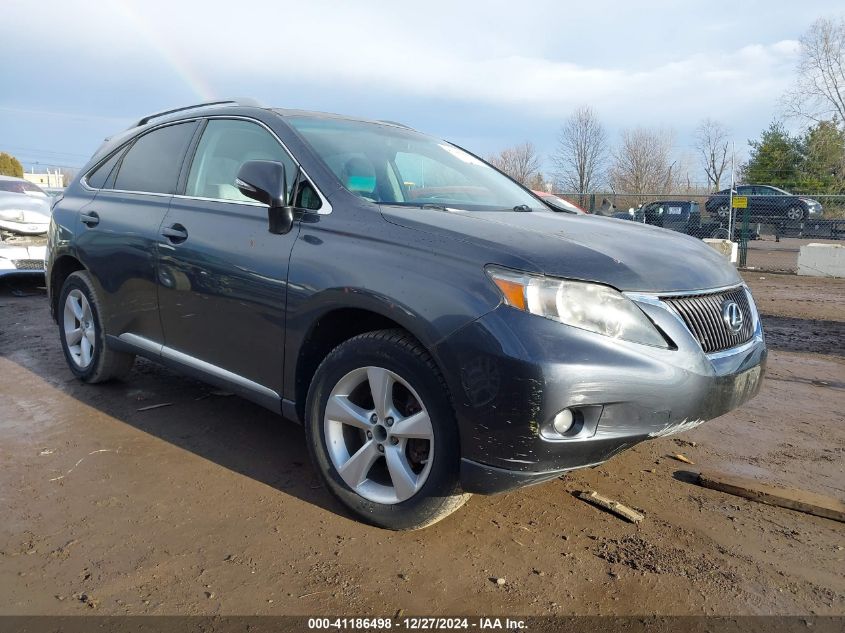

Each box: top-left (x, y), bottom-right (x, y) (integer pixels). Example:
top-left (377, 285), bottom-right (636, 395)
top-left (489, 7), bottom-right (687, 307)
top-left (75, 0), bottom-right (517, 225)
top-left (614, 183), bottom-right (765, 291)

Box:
top-left (513, 204), bottom-right (532, 212)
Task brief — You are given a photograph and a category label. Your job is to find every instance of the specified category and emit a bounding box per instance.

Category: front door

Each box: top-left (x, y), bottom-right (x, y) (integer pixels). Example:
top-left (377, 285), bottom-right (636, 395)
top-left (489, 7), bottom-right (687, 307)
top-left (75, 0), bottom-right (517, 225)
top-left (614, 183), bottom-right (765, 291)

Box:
top-left (156, 118), bottom-right (299, 399)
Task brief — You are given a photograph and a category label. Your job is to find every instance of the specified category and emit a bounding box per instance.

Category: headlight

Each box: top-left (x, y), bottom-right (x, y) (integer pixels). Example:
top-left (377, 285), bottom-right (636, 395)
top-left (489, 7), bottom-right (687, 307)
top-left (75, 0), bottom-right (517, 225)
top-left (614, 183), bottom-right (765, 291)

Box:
top-left (0, 209), bottom-right (25, 222)
top-left (486, 266), bottom-right (669, 348)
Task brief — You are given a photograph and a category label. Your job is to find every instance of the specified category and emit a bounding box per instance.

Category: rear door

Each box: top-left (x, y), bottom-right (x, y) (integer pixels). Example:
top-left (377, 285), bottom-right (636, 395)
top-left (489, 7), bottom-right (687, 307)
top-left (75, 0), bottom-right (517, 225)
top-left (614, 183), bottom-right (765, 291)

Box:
top-left (156, 118), bottom-right (300, 400)
top-left (76, 120), bottom-right (198, 343)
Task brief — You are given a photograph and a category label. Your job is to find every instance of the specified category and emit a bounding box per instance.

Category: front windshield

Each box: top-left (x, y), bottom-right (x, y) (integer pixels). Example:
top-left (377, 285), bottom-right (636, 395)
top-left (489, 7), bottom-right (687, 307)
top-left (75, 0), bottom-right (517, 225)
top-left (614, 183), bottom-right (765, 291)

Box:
top-left (287, 116), bottom-right (543, 211)
top-left (542, 195), bottom-right (583, 214)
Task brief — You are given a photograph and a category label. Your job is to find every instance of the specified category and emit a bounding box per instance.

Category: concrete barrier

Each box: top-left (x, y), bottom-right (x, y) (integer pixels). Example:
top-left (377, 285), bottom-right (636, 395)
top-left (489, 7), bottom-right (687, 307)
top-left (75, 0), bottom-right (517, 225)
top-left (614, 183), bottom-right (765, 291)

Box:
top-left (798, 243), bottom-right (845, 278)
top-left (703, 239), bottom-right (738, 264)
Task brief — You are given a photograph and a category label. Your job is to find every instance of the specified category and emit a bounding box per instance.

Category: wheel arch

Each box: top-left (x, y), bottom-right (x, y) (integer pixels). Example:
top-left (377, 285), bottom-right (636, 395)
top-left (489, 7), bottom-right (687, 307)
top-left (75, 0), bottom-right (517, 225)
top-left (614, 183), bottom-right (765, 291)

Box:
top-left (49, 255), bottom-right (86, 322)
top-left (291, 301), bottom-right (449, 424)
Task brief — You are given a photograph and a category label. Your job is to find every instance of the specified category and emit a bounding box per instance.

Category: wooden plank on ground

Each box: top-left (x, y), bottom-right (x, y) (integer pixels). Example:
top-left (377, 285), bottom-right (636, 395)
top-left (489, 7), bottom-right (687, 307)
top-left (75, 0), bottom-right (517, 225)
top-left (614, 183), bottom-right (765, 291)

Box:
top-left (697, 471), bottom-right (845, 523)
top-left (576, 491), bottom-right (644, 524)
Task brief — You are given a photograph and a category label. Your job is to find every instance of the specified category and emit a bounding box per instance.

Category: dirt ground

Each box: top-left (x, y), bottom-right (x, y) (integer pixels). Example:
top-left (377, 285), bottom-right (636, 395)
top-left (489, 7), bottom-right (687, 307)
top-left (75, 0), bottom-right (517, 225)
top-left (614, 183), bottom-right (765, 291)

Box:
top-left (1, 272), bottom-right (843, 617)
top-left (745, 237), bottom-right (842, 274)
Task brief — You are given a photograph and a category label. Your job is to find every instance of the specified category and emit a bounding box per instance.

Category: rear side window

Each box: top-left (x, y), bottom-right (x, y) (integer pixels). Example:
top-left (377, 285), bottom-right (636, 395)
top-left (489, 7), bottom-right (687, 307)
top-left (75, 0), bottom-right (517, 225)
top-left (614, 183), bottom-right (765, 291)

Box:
top-left (114, 122), bottom-right (196, 194)
top-left (86, 149), bottom-right (125, 189)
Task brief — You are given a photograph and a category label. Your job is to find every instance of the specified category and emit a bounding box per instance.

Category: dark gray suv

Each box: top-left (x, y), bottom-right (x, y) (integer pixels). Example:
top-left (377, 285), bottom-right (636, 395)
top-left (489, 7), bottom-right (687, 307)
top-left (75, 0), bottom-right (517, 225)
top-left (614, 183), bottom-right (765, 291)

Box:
top-left (47, 99), bottom-right (767, 529)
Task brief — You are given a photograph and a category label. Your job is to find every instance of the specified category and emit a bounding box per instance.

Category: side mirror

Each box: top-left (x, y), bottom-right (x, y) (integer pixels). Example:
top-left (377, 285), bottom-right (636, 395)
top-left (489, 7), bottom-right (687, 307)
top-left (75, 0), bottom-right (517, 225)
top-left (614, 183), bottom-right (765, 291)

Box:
top-left (236, 160), bottom-right (294, 235)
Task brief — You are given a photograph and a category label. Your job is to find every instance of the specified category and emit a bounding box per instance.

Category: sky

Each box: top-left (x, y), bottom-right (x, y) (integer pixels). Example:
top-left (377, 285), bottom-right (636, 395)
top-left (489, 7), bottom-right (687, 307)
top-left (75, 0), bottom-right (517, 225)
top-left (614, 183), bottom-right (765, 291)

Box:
top-left (1, 0), bottom-right (842, 184)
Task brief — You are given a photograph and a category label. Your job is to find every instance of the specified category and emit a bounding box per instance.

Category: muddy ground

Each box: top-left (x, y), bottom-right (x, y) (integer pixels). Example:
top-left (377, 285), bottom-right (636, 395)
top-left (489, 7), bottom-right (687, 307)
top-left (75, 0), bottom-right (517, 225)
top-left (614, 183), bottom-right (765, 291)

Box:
top-left (745, 237), bottom-right (842, 274)
top-left (0, 271), bottom-right (843, 617)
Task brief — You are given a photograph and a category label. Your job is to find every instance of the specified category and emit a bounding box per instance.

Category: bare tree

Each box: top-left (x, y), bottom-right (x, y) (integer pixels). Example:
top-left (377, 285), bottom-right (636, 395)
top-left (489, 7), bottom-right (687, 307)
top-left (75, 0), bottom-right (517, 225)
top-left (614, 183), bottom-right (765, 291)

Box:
top-left (553, 106), bottom-right (608, 195)
top-left (694, 118), bottom-right (731, 191)
top-left (609, 127), bottom-right (677, 194)
top-left (783, 16), bottom-right (845, 124)
top-left (59, 167), bottom-right (79, 187)
top-left (487, 142), bottom-right (542, 186)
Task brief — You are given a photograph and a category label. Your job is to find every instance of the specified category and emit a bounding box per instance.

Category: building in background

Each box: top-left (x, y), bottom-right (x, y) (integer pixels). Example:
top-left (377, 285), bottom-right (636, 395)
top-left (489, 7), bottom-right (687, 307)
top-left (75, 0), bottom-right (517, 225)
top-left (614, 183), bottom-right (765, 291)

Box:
top-left (23, 169), bottom-right (64, 188)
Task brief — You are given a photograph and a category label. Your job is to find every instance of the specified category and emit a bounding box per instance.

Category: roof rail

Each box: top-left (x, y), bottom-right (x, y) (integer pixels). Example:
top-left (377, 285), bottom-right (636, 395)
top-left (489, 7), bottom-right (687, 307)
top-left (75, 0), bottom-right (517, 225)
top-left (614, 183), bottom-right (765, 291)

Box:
top-left (377, 119), bottom-right (413, 129)
top-left (132, 98), bottom-right (263, 128)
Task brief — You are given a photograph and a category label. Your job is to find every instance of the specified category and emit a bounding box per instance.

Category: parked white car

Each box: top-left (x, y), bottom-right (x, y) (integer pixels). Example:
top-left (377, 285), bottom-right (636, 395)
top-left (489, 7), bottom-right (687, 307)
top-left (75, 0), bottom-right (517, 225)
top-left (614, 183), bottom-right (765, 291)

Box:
top-left (0, 176), bottom-right (50, 277)
top-left (0, 175), bottom-right (52, 234)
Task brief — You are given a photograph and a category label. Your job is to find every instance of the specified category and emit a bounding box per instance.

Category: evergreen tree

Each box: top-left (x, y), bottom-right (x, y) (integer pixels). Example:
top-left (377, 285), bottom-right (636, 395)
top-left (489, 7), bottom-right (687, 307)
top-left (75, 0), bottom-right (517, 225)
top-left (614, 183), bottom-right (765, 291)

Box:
top-left (799, 120), bottom-right (845, 193)
top-left (742, 122), bottom-right (802, 189)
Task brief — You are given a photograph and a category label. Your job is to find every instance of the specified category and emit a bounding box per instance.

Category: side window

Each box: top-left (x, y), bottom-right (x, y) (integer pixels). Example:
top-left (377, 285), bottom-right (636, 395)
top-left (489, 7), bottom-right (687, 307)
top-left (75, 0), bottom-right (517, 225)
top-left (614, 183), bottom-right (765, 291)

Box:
top-left (737, 186), bottom-right (753, 195)
top-left (113, 122), bottom-right (196, 194)
top-left (295, 182), bottom-right (322, 210)
top-left (86, 147), bottom-right (126, 190)
top-left (186, 119), bottom-right (297, 203)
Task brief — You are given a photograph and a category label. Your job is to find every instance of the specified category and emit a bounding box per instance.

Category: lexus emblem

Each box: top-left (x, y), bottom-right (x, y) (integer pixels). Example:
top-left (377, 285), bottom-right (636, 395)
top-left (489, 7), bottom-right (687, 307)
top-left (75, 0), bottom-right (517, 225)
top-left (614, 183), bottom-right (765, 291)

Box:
top-left (722, 300), bottom-right (744, 334)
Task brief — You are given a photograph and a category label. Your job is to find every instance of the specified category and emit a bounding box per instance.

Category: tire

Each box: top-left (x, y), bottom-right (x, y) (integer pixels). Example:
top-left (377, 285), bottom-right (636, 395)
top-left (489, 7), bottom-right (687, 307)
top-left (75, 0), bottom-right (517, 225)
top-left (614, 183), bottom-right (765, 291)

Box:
top-left (716, 204), bottom-right (730, 218)
top-left (710, 228), bottom-right (730, 240)
top-left (58, 271), bottom-right (135, 383)
top-left (786, 206), bottom-right (805, 221)
top-left (305, 329), bottom-right (469, 530)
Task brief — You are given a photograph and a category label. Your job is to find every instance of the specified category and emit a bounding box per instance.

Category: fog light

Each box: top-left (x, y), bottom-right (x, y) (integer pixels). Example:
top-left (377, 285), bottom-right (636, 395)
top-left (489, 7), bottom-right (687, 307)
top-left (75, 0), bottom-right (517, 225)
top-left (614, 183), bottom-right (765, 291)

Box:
top-left (553, 409), bottom-right (575, 435)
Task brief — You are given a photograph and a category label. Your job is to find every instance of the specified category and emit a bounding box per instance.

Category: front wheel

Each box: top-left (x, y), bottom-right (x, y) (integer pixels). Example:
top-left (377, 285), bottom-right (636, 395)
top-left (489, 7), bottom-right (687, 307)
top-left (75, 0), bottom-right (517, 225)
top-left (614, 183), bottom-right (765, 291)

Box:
top-left (716, 204), bottom-right (730, 218)
top-left (305, 329), bottom-right (469, 530)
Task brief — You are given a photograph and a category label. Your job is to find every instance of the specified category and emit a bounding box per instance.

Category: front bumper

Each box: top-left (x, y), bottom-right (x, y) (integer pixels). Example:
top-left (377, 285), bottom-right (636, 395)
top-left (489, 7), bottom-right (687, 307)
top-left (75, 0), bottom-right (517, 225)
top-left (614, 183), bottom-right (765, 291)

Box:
top-left (0, 243), bottom-right (47, 278)
top-left (435, 289), bottom-right (766, 494)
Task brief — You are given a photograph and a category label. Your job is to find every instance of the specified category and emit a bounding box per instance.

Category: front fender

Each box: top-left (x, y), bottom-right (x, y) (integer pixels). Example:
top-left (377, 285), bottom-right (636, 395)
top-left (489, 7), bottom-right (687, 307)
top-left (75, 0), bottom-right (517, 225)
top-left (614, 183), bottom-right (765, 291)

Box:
top-left (282, 207), bottom-right (502, 402)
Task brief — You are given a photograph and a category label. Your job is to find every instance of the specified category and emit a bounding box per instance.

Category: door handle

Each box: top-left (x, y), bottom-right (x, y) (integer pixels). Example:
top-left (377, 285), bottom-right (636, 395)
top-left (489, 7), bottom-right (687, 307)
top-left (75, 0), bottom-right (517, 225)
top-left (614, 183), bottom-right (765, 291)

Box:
top-left (161, 223), bottom-right (188, 243)
top-left (80, 211), bottom-right (100, 227)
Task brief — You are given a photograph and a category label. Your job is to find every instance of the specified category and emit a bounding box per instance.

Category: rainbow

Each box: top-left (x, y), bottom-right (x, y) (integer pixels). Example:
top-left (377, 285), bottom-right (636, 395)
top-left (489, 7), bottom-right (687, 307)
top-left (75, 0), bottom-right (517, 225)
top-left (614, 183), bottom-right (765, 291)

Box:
top-left (113, 0), bottom-right (216, 101)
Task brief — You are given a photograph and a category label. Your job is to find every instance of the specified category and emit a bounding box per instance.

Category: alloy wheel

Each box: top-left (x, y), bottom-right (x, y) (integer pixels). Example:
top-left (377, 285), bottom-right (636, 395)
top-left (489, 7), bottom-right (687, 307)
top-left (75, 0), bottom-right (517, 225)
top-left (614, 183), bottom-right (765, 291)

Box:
top-left (63, 289), bottom-right (95, 368)
top-left (786, 206), bottom-right (803, 221)
top-left (324, 366), bottom-right (434, 504)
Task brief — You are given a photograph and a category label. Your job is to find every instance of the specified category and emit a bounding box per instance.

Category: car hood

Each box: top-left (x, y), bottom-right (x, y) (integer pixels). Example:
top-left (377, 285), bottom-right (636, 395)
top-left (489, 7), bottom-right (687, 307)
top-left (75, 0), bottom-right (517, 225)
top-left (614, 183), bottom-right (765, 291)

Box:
top-left (0, 192), bottom-right (51, 215)
top-left (0, 193), bottom-right (51, 234)
top-left (380, 206), bottom-right (741, 293)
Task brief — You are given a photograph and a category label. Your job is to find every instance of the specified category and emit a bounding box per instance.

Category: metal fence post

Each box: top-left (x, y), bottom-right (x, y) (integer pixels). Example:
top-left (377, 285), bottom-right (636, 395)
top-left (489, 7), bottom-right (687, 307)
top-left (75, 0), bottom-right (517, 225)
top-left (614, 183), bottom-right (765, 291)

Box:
top-left (738, 205), bottom-right (749, 267)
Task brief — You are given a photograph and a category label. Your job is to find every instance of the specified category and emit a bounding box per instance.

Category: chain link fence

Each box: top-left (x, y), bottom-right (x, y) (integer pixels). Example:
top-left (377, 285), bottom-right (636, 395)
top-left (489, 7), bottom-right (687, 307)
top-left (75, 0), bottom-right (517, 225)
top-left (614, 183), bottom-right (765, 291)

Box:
top-left (553, 192), bottom-right (845, 271)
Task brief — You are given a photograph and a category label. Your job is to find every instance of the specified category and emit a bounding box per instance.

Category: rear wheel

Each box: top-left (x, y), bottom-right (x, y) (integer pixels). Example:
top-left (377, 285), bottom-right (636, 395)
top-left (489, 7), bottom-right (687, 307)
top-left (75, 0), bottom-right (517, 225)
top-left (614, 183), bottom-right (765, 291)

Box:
top-left (59, 271), bottom-right (135, 383)
top-left (305, 329), bottom-right (469, 530)
top-left (716, 204), bottom-right (730, 218)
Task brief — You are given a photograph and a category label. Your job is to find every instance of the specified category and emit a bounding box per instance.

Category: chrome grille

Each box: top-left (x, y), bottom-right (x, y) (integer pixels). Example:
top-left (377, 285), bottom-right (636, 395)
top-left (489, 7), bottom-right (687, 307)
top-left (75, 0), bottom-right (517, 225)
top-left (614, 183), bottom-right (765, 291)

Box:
top-left (662, 286), bottom-right (754, 353)
top-left (12, 259), bottom-right (44, 271)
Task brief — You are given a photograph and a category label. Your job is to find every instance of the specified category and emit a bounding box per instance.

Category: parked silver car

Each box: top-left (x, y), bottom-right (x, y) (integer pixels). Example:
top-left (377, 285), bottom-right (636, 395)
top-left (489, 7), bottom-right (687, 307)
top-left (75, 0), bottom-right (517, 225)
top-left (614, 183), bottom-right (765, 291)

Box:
top-left (0, 176), bottom-right (50, 277)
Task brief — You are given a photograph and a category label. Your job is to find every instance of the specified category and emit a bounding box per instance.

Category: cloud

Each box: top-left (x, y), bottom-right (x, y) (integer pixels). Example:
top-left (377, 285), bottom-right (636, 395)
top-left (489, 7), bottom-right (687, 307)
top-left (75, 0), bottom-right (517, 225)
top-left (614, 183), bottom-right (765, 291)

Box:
top-left (0, 0), bottom-right (830, 169)
top-left (1, 0), bottom-right (801, 125)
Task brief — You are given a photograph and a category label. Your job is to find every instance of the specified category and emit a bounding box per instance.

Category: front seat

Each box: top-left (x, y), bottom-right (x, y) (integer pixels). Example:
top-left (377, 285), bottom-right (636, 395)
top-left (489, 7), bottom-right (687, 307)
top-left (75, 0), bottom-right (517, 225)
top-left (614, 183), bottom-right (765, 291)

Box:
top-left (341, 156), bottom-right (378, 201)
